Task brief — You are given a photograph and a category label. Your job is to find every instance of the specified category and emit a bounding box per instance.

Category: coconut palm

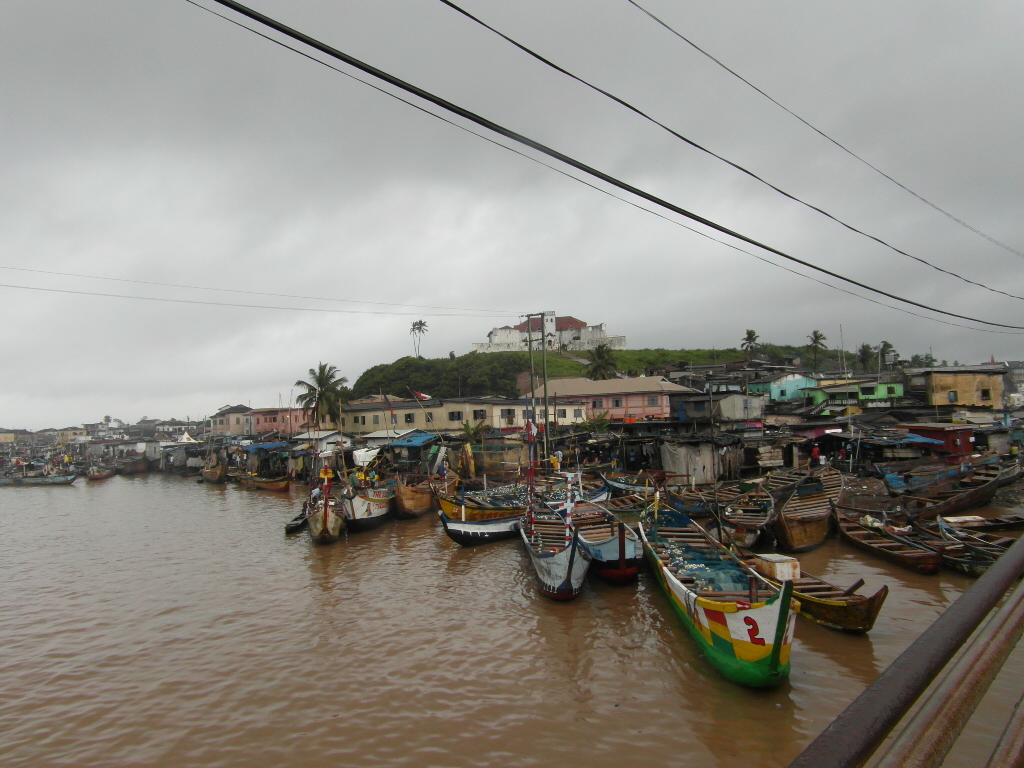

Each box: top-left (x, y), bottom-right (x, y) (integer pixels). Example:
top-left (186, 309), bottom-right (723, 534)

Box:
top-left (294, 362), bottom-right (348, 430)
top-left (807, 330), bottom-right (828, 371)
top-left (856, 343), bottom-right (874, 373)
top-left (585, 344), bottom-right (618, 380)
top-left (741, 329), bottom-right (759, 361)
top-left (410, 320), bottom-right (428, 357)
top-left (580, 410), bottom-right (612, 434)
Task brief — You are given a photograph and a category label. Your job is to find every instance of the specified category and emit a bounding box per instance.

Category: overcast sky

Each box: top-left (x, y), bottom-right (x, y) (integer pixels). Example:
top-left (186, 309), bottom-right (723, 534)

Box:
top-left (2, 0), bottom-right (1022, 429)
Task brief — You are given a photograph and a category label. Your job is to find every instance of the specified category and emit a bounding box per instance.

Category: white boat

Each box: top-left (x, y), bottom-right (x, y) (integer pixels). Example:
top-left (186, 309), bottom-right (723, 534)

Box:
top-left (307, 496), bottom-right (345, 544)
top-left (345, 485), bottom-right (393, 532)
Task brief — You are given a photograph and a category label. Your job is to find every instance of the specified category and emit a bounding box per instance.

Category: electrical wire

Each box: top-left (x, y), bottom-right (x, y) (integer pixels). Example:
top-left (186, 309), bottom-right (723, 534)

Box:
top-left (435, 0), bottom-right (1024, 302)
top-left (186, 0), bottom-right (1024, 331)
top-left (0, 265), bottom-right (516, 315)
top-left (177, 1), bottom-right (1024, 336)
top-left (624, 0), bottom-right (1024, 261)
top-left (0, 282), bottom-right (513, 317)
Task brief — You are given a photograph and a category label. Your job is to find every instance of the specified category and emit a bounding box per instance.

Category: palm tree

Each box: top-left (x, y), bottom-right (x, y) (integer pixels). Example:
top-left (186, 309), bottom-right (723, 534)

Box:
top-left (410, 320), bottom-right (428, 357)
top-left (585, 344), bottom-right (618, 380)
top-left (294, 362), bottom-right (348, 431)
top-left (856, 343), bottom-right (874, 373)
top-left (461, 420), bottom-right (487, 476)
top-left (807, 330), bottom-right (828, 371)
top-left (741, 329), bottom-right (759, 361)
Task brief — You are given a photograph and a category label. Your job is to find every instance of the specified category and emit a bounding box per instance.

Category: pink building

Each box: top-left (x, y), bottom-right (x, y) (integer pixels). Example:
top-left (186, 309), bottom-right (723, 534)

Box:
top-left (250, 407), bottom-right (309, 437)
top-left (531, 377), bottom-right (696, 422)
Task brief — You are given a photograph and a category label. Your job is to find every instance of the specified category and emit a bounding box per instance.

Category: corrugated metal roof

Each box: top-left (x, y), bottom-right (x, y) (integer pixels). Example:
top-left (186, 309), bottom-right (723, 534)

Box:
top-left (386, 430), bottom-right (440, 448)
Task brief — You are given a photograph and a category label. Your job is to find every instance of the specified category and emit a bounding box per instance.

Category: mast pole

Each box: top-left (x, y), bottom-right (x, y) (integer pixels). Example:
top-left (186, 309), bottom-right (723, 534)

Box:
top-left (541, 314), bottom-right (550, 462)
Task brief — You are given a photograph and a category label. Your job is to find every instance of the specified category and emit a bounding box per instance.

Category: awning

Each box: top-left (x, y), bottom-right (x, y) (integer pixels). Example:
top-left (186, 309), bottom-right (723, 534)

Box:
top-left (243, 441), bottom-right (290, 452)
top-left (902, 433), bottom-right (945, 445)
top-left (386, 431), bottom-right (439, 448)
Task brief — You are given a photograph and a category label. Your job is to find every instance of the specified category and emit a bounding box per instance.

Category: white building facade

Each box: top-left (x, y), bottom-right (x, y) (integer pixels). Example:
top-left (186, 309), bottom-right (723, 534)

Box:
top-left (473, 311), bottom-right (627, 353)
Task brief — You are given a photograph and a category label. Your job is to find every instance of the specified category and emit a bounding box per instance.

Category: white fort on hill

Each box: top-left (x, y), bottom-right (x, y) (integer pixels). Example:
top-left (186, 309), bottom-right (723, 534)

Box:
top-left (473, 311), bottom-right (627, 353)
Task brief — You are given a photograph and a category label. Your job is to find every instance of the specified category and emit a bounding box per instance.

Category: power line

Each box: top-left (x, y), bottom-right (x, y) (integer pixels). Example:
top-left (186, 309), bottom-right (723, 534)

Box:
top-left (624, 0), bottom-right (1024, 260)
top-left (435, 0), bottom-right (1024, 303)
top-left (0, 265), bottom-right (515, 315)
top-left (0, 282), bottom-right (515, 317)
top-left (181, 1), bottom-right (1022, 337)
top-left (187, 0), bottom-right (1024, 331)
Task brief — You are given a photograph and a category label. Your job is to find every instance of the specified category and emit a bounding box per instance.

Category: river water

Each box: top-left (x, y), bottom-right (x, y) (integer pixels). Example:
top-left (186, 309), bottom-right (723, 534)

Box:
top-left (1, 475), bottom-right (1022, 767)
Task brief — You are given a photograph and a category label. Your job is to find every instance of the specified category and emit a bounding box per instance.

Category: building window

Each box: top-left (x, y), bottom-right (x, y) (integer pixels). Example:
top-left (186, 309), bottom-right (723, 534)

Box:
top-left (522, 410), bottom-right (534, 420)
top-left (647, 396), bottom-right (658, 406)
top-left (779, 389), bottom-right (786, 398)
top-left (500, 409), bottom-right (515, 418)
top-left (556, 409), bottom-right (566, 419)
top-left (425, 412), bottom-right (434, 423)
top-left (860, 386), bottom-right (875, 396)
top-left (472, 409), bottom-right (486, 420)
top-left (235, 418), bottom-right (240, 425)
top-left (592, 399), bottom-right (603, 408)
top-left (360, 416), bottom-right (366, 425)
top-left (448, 411), bottom-right (463, 422)
top-left (391, 415), bottom-right (397, 425)
top-left (948, 390), bottom-right (958, 403)
top-left (981, 389), bottom-right (991, 401)
top-left (573, 409), bottom-right (582, 418)
top-left (340, 418), bottom-right (346, 427)
top-left (373, 414), bottom-right (380, 425)
top-left (888, 386), bottom-right (897, 395)
top-left (693, 402), bottom-right (705, 411)
top-left (405, 413), bottom-right (416, 424)
top-left (612, 398), bottom-right (623, 408)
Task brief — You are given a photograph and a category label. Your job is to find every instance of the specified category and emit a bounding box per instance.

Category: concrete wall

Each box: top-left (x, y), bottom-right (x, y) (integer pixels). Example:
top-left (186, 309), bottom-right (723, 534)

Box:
top-left (927, 372), bottom-right (1003, 407)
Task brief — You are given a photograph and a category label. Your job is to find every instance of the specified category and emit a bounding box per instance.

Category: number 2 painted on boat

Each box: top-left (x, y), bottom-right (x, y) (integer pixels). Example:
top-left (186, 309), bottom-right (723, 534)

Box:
top-left (743, 616), bottom-right (765, 645)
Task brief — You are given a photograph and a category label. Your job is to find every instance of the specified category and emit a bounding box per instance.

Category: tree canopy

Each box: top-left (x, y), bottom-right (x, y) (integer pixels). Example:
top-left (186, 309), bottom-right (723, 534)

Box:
top-left (352, 351), bottom-right (527, 400)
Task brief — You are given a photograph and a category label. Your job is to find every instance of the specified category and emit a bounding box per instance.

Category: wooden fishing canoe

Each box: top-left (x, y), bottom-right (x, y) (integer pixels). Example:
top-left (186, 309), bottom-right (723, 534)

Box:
top-left (201, 463), bottom-right (226, 484)
top-left (640, 506), bottom-right (796, 688)
top-left (520, 507), bottom-right (591, 600)
top-left (772, 468), bottom-right (843, 553)
top-left (941, 512), bottom-right (1024, 532)
top-left (239, 474), bottom-right (290, 492)
top-left (834, 507), bottom-right (940, 574)
top-left (0, 474), bottom-right (77, 486)
top-left (737, 549), bottom-right (888, 633)
top-left (572, 502), bottom-right (640, 584)
top-left (707, 488), bottom-right (775, 548)
top-left (393, 476), bottom-right (456, 518)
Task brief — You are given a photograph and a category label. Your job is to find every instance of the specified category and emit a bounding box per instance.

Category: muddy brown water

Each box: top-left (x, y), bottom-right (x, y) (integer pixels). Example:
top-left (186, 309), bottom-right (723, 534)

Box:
top-left (1, 477), bottom-right (1021, 767)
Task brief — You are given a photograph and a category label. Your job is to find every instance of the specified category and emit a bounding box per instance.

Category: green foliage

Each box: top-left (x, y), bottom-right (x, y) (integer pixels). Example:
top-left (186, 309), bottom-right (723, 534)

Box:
top-left (585, 344), bottom-right (618, 380)
top-left (295, 362), bottom-right (349, 426)
top-left (579, 410), bottom-right (611, 433)
top-left (352, 352), bottom-right (528, 400)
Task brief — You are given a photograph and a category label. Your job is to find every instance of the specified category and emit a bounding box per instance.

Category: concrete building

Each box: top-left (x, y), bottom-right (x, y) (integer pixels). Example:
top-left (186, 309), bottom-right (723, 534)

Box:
top-left (208, 405), bottom-right (252, 436)
top-left (802, 380), bottom-right (905, 417)
top-left (746, 372), bottom-right (819, 402)
top-left (672, 392), bottom-right (766, 425)
top-left (903, 365), bottom-right (1006, 407)
top-left (250, 407), bottom-right (308, 437)
top-left (473, 311), bottom-right (626, 353)
top-left (532, 377), bottom-right (694, 422)
top-left (341, 395), bottom-right (588, 436)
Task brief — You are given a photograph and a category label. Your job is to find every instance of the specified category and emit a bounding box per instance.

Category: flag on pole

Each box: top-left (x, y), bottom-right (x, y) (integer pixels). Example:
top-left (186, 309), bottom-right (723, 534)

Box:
top-left (412, 391), bottom-right (431, 400)
top-left (381, 392), bottom-right (396, 422)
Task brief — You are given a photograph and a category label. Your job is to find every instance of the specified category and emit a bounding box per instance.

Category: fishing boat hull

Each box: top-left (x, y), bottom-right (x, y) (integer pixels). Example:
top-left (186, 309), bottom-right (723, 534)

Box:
top-left (307, 498), bottom-right (346, 544)
top-left (520, 527), bottom-right (591, 600)
top-left (86, 471), bottom-right (116, 481)
top-left (835, 513), bottom-right (940, 575)
top-left (117, 456), bottom-right (149, 475)
top-left (772, 513), bottom-right (832, 553)
top-left (579, 523), bottom-right (639, 583)
top-left (640, 524), bottom-right (795, 688)
top-left (239, 475), bottom-right (290, 492)
top-left (394, 477), bottom-right (456, 519)
top-left (0, 474), bottom-right (77, 486)
top-left (201, 464), bottom-right (226, 484)
top-left (345, 487), bottom-right (393, 532)
top-left (439, 510), bottom-right (521, 546)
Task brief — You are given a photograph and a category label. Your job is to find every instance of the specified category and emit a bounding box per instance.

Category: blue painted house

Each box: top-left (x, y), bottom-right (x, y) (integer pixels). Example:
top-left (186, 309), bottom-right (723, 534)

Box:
top-left (746, 372), bottom-right (819, 403)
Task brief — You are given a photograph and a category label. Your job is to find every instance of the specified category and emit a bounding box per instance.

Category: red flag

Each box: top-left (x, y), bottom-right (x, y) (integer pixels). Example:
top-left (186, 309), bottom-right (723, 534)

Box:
top-left (412, 391), bottom-right (431, 400)
top-left (381, 393), bottom-right (396, 419)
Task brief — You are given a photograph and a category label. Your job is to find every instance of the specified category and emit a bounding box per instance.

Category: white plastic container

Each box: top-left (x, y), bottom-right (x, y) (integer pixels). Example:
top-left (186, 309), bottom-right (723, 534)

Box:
top-left (754, 554), bottom-right (800, 582)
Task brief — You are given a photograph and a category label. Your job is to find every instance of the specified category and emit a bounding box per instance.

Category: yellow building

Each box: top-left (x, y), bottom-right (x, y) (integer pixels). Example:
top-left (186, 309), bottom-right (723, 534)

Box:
top-left (56, 426), bottom-right (87, 443)
top-left (904, 365), bottom-right (1005, 407)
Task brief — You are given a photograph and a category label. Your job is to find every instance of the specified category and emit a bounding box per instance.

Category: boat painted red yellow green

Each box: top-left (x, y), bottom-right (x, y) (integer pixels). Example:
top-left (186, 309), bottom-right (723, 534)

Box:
top-left (640, 505), bottom-right (797, 688)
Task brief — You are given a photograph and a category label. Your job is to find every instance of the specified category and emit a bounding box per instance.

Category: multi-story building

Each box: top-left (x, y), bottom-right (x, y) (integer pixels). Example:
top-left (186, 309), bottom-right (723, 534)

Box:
top-left (531, 377), bottom-right (694, 422)
top-left (207, 405), bottom-right (252, 436)
top-left (340, 394), bottom-right (588, 436)
top-left (902, 365), bottom-right (1006, 407)
top-left (473, 311), bottom-right (627, 353)
top-left (249, 407), bottom-right (309, 437)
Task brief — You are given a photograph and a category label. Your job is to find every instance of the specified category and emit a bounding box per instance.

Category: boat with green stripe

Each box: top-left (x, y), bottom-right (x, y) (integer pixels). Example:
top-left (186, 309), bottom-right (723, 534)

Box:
top-left (639, 502), bottom-right (797, 688)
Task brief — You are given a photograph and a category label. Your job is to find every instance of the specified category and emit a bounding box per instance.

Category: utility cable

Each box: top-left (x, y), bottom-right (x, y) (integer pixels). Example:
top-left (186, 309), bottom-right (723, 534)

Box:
top-left (624, 0), bottom-right (1024, 260)
top-left (187, 0), bottom-right (1024, 330)
top-left (182, 1), bottom-right (1022, 337)
top-left (0, 265), bottom-right (516, 315)
top-left (435, 0), bottom-right (1024, 302)
top-left (0, 282), bottom-right (513, 317)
